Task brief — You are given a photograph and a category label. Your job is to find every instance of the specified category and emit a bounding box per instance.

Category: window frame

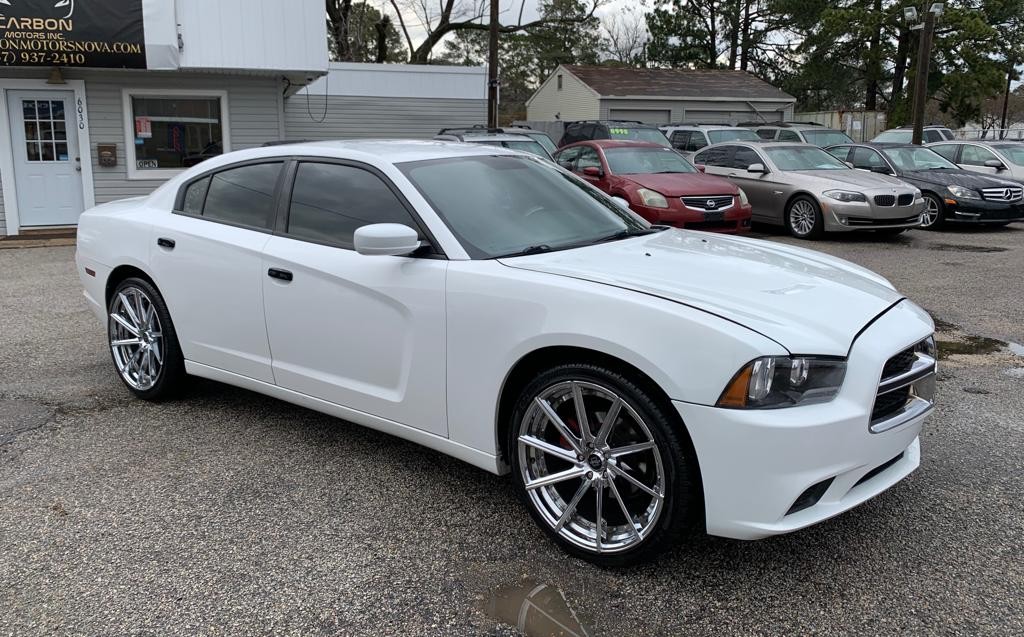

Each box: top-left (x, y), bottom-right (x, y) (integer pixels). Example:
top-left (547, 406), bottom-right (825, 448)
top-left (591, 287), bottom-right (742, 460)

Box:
top-left (172, 158), bottom-right (286, 233)
top-left (122, 88), bottom-right (231, 180)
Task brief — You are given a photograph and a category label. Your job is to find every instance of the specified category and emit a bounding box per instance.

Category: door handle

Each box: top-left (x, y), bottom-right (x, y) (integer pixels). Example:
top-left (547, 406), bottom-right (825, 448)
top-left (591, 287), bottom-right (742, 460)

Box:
top-left (156, 237), bottom-right (175, 249)
top-left (267, 268), bottom-right (293, 282)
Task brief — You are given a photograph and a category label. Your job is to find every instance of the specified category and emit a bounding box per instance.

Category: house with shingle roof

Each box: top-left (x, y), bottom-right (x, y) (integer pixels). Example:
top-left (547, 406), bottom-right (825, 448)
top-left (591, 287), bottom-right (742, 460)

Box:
top-left (526, 64), bottom-right (796, 126)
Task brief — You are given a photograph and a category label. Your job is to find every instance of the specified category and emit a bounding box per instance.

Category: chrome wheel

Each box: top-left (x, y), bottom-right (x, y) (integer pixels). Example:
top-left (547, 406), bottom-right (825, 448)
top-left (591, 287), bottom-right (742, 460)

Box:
top-left (921, 196), bottom-right (941, 227)
top-left (109, 286), bottom-right (164, 391)
top-left (789, 200), bottom-right (817, 236)
top-left (517, 381), bottom-right (666, 554)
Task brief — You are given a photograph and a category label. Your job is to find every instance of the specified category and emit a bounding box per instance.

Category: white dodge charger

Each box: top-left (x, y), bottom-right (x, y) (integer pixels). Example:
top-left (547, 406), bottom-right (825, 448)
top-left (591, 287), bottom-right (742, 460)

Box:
top-left (76, 140), bottom-right (937, 566)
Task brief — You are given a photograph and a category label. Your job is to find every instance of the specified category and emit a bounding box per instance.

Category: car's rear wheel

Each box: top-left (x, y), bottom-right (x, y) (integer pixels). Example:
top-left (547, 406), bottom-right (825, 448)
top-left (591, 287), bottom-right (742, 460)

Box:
top-left (786, 196), bottom-right (824, 239)
top-left (509, 363), bottom-right (699, 566)
top-left (107, 278), bottom-right (186, 400)
top-left (920, 193), bottom-right (945, 230)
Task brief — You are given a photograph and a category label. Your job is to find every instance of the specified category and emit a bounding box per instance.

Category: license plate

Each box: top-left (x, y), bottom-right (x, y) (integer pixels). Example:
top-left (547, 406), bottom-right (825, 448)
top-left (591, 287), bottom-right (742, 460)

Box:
top-left (704, 211), bottom-right (725, 222)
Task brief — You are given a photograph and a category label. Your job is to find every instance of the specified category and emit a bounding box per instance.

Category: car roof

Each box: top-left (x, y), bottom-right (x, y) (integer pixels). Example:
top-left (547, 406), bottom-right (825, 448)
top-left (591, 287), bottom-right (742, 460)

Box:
top-left (191, 139), bottom-right (524, 167)
top-left (661, 124), bottom-right (736, 130)
top-left (454, 132), bottom-right (537, 142)
top-left (561, 139), bottom-right (667, 150)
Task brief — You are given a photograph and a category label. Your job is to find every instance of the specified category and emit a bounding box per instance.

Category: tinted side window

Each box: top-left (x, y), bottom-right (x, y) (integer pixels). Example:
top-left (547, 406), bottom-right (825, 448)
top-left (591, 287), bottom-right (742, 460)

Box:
top-left (181, 176), bottom-right (210, 214)
top-left (670, 130), bottom-right (689, 149)
top-left (852, 147), bottom-right (887, 170)
top-left (755, 128), bottom-right (776, 140)
top-left (686, 132), bottom-right (708, 152)
top-left (730, 147), bottom-right (761, 169)
top-left (778, 130), bottom-right (801, 142)
top-left (930, 144), bottom-right (959, 162)
top-left (203, 162), bottom-right (282, 229)
top-left (287, 162), bottom-right (419, 248)
top-left (923, 130), bottom-right (942, 143)
top-left (695, 146), bottom-right (731, 166)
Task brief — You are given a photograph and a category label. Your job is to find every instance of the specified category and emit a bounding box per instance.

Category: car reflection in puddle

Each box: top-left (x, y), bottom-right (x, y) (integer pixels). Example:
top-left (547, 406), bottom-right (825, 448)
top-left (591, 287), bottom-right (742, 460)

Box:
top-left (483, 579), bottom-right (592, 637)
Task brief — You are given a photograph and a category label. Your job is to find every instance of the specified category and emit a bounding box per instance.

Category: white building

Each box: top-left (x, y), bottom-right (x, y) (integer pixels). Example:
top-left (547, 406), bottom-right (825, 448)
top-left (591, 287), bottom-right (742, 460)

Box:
top-left (0, 0), bottom-right (327, 238)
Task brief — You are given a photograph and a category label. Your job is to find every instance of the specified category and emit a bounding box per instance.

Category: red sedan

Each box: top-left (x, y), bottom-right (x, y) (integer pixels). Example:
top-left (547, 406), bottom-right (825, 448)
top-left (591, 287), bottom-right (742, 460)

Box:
top-left (554, 140), bottom-right (752, 233)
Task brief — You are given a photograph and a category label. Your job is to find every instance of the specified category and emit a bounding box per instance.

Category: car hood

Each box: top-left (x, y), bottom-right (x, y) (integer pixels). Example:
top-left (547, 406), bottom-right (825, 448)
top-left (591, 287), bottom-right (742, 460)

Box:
top-left (899, 168), bottom-right (1021, 189)
top-left (622, 172), bottom-right (739, 196)
top-left (793, 169), bottom-right (909, 190)
top-left (499, 230), bottom-right (903, 356)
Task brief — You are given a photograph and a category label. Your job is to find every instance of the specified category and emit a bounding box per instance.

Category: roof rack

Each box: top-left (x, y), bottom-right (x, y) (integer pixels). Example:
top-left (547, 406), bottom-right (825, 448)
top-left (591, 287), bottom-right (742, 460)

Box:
top-left (735, 120), bottom-right (784, 127)
top-left (567, 119), bottom-right (647, 126)
top-left (662, 122), bottom-right (734, 127)
top-left (438, 126), bottom-right (503, 135)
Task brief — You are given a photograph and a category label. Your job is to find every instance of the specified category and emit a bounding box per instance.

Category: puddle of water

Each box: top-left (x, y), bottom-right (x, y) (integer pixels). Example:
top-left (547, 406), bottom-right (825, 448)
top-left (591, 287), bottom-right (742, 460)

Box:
top-left (937, 336), bottom-right (1024, 360)
top-left (482, 579), bottom-right (592, 637)
top-left (928, 243), bottom-right (1008, 253)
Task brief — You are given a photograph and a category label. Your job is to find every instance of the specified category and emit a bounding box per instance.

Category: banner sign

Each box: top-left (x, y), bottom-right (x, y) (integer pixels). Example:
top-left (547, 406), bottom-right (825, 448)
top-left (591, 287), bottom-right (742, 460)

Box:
top-left (0, 0), bottom-right (147, 68)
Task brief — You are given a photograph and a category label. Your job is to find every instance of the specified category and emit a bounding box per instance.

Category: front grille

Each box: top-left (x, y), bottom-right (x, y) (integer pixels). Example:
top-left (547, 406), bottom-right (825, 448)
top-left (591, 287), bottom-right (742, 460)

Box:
top-left (981, 186), bottom-right (1024, 202)
top-left (853, 452), bottom-right (905, 488)
top-left (681, 195), bottom-right (733, 211)
top-left (874, 194), bottom-right (895, 206)
top-left (871, 387), bottom-right (911, 422)
top-left (881, 346), bottom-right (916, 379)
top-left (897, 193), bottom-right (914, 206)
top-left (846, 214), bottom-right (921, 227)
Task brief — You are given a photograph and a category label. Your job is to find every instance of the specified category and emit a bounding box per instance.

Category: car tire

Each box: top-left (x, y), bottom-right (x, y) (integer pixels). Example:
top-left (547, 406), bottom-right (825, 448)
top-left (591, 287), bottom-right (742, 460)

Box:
top-left (508, 363), bottom-right (700, 567)
top-left (920, 193), bottom-right (945, 230)
top-left (785, 195), bottom-right (825, 239)
top-left (107, 277), bottom-right (186, 401)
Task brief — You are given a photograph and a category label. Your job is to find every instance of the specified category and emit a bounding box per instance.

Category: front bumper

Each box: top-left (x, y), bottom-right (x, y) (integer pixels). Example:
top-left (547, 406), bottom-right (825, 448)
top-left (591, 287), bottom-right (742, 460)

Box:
top-left (631, 201), bottom-right (753, 234)
top-left (943, 197), bottom-right (1024, 223)
top-left (677, 300), bottom-right (935, 540)
top-left (822, 198), bottom-right (925, 232)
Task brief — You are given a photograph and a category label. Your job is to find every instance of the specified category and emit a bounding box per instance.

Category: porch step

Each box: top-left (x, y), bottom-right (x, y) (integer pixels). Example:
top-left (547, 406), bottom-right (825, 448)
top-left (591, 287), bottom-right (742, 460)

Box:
top-left (0, 227), bottom-right (77, 249)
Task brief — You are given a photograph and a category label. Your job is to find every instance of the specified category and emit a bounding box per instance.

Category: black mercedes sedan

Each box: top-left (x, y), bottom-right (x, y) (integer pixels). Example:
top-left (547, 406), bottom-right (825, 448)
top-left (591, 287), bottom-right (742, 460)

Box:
top-left (826, 143), bottom-right (1024, 229)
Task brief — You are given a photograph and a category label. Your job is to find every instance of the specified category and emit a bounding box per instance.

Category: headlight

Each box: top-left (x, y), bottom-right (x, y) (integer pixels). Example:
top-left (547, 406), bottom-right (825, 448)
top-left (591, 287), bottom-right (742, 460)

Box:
top-left (637, 188), bottom-right (669, 208)
top-left (737, 188), bottom-right (749, 206)
top-left (917, 335), bottom-right (937, 359)
top-left (823, 189), bottom-right (867, 203)
top-left (717, 356), bottom-right (847, 409)
top-left (947, 185), bottom-right (980, 200)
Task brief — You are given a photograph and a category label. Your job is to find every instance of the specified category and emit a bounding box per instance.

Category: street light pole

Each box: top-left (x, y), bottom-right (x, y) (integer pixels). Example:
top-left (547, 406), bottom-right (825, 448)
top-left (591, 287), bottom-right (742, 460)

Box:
top-left (487, 0), bottom-right (499, 128)
top-left (910, 4), bottom-right (940, 145)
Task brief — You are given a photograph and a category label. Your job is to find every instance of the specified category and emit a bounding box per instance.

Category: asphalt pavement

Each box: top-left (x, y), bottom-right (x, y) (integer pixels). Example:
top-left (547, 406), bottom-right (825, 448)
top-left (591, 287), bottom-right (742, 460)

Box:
top-left (1, 225), bottom-right (1022, 636)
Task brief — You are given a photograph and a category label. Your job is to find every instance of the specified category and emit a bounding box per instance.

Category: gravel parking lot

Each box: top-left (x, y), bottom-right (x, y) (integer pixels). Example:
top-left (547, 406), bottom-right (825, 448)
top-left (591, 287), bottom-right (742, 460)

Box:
top-left (1, 226), bottom-right (1022, 636)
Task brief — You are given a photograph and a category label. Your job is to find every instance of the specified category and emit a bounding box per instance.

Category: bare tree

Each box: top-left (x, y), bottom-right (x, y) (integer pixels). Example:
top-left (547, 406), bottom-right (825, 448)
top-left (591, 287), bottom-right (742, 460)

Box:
top-left (388, 0), bottom-right (606, 64)
top-left (601, 8), bottom-right (648, 65)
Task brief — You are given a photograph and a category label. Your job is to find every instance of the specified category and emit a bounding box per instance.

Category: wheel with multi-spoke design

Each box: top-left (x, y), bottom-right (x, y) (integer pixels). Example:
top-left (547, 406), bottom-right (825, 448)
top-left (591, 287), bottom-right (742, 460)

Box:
top-left (107, 278), bottom-right (185, 400)
top-left (509, 363), bottom-right (699, 566)
top-left (920, 193), bottom-right (945, 230)
top-left (785, 195), bottom-right (824, 239)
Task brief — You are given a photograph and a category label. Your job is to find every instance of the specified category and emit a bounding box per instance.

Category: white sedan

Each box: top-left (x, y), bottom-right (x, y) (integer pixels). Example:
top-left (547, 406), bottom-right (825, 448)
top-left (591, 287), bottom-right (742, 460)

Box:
top-left (76, 140), bottom-right (937, 566)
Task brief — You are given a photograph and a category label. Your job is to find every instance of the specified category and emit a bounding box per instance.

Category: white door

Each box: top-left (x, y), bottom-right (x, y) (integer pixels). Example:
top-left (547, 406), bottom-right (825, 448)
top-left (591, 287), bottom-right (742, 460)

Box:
top-left (6, 90), bottom-right (84, 226)
top-left (261, 161), bottom-right (448, 436)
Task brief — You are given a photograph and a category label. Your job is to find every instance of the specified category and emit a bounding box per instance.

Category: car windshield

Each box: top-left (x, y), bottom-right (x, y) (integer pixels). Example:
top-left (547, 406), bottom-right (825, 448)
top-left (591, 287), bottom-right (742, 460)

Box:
top-left (802, 130), bottom-right (855, 146)
top-left (873, 130), bottom-right (913, 143)
top-left (765, 146), bottom-right (849, 171)
top-left (609, 127), bottom-right (671, 147)
top-left (992, 143), bottom-right (1024, 166)
top-left (882, 146), bottom-right (958, 171)
top-left (398, 155), bottom-right (651, 259)
top-left (524, 132), bottom-right (557, 154)
top-left (604, 147), bottom-right (696, 175)
top-left (708, 129), bottom-right (761, 144)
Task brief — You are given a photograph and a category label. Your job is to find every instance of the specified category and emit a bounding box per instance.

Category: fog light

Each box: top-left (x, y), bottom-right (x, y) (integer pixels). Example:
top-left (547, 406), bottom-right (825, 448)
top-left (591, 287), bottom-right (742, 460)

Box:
top-left (837, 215), bottom-right (848, 226)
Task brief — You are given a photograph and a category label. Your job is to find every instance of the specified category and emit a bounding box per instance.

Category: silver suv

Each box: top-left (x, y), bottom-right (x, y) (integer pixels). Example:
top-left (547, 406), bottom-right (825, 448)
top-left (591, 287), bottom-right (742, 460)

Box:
top-left (693, 142), bottom-right (923, 239)
top-left (659, 124), bottom-right (762, 158)
top-left (433, 131), bottom-right (553, 160)
top-left (743, 122), bottom-right (854, 147)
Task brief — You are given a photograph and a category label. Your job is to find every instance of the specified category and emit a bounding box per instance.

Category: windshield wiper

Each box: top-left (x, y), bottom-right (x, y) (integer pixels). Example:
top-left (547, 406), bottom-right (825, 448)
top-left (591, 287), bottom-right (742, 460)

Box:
top-left (494, 244), bottom-right (553, 258)
top-left (592, 228), bottom-right (657, 244)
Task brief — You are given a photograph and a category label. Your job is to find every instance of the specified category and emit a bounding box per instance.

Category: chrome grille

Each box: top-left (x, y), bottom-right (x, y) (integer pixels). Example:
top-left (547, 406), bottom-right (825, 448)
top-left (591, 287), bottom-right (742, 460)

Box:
top-left (681, 195), bottom-right (733, 211)
top-left (870, 339), bottom-right (937, 433)
top-left (874, 194), bottom-right (895, 206)
top-left (980, 186), bottom-right (1023, 202)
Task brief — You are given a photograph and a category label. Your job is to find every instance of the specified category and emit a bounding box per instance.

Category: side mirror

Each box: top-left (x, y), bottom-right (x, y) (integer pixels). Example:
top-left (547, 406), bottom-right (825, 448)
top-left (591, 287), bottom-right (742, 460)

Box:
top-left (694, 164), bottom-right (706, 173)
top-left (611, 196), bottom-right (631, 210)
top-left (747, 163), bottom-right (767, 174)
top-left (583, 166), bottom-right (604, 178)
top-left (353, 223), bottom-right (421, 256)
top-left (984, 158), bottom-right (1006, 170)
top-left (844, 161), bottom-right (855, 169)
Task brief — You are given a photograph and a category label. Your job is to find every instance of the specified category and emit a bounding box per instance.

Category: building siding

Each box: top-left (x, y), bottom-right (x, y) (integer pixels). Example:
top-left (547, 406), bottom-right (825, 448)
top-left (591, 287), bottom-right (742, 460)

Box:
top-left (526, 70), bottom-right (599, 121)
top-left (285, 96), bottom-right (487, 140)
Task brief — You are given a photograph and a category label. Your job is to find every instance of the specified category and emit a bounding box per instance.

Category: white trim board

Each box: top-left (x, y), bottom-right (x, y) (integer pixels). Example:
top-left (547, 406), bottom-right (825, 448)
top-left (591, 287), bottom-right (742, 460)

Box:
top-left (0, 78), bottom-right (95, 237)
top-left (121, 88), bottom-right (231, 180)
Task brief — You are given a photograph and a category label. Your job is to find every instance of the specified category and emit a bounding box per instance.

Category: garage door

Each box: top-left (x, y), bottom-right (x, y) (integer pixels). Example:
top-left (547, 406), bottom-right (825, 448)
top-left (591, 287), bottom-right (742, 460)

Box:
top-left (608, 109), bottom-right (671, 125)
top-left (682, 111), bottom-right (733, 124)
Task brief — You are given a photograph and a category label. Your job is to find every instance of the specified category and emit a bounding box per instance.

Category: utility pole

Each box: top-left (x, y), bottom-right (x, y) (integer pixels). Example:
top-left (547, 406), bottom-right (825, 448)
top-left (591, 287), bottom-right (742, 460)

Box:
top-left (487, 0), bottom-right (499, 128)
top-left (909, 4), bottom-right (942, 145)
top-left (999, 61), bottom-right (1014, 140)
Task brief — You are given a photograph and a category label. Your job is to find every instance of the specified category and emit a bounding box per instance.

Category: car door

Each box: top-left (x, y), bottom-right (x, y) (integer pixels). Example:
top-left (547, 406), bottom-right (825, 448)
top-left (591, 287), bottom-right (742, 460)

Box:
top-left (149, 161), bottom-right (284, 383)
top-left (725, 146), bottom-right (777, 220)
top-left (959, 144), bottom-right (1003, 175)
top-left (260, 160), bottom-right (448, 435)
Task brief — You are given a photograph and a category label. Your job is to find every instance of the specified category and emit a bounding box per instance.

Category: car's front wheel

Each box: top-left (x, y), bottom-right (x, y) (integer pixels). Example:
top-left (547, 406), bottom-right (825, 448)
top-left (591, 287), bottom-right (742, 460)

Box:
top-left (107, 277), bottom-right (186, 400)
top-left (786, 195), bottom-right (824, 239)
top-left (920, 193), bottom-right (945, 230)
top-left (509, 363), bottom-right (699, 566)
